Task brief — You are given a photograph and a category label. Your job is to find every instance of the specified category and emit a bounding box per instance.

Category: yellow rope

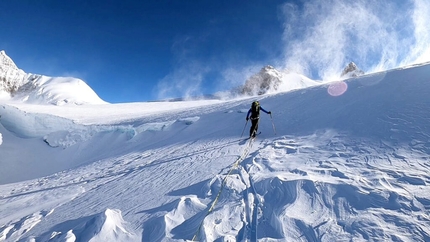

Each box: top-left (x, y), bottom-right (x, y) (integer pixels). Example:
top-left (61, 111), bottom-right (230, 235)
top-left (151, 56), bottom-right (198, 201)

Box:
top-left (192, 137), bottom-right (255, 241)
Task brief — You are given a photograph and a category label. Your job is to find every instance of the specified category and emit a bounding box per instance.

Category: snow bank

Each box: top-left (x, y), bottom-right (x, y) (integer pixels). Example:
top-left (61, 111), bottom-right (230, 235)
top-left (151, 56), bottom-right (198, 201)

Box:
top-left (0, 104), bottom-right (202, 148)
top-left (37, 209), bottom-right (139, 242)
top-left (0, 104), bottom-right (107, 147)
top-left (0, 104), bottom-right (82, 139)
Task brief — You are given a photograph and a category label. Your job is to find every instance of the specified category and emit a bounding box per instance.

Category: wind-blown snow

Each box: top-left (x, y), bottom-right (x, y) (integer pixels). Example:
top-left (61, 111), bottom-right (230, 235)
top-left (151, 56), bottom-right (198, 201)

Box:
top-left (1, 63), bottom-right (430, 241)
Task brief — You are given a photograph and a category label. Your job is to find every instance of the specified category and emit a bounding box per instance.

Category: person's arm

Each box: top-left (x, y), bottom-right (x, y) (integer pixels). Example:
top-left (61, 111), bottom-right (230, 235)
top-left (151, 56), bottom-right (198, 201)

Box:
top-left (246, 109), bottom-right (251, 120)
top-left (260, 107), bottom-right (271, 114)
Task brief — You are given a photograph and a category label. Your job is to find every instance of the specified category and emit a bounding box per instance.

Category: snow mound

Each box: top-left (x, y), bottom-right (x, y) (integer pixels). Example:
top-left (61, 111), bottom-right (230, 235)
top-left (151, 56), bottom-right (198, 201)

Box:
top-left (0, 50), bottom-right (106, 105)
top-left (201, 174), bottom-right (248, 241)
top-left (0, 210), bottom-right (52, 241)
top-left (44, 209), bottom-right (138, 242)
top-left (141, 195), bottom-right (207, 241)
top-left (13, 75), bottom-right (106, 105)
top-left (164, 196), bottom-right (206, 239)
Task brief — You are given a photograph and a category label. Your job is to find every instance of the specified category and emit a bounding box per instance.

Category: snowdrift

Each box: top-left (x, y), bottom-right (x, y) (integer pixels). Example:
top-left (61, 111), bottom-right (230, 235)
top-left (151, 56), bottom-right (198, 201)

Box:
top-left (0, 63), bottom-right (430, 241)
top-left (40, 209), bottom-right (138, 242)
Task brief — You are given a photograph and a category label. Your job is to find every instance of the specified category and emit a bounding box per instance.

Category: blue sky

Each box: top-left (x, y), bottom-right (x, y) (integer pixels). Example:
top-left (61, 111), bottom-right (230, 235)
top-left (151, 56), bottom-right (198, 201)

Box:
top-left (1, 0), bottom-right (429, 103)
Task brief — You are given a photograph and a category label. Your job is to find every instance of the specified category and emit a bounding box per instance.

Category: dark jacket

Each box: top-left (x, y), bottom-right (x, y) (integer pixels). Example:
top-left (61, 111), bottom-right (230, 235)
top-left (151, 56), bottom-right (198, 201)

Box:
top-left (246, 106), bottom-right (270, 120)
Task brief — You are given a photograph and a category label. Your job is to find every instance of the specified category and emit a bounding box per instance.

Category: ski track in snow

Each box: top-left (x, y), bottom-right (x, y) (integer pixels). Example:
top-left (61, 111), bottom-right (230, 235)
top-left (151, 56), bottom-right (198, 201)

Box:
top-left (1, 63), bottom-right (430, 241)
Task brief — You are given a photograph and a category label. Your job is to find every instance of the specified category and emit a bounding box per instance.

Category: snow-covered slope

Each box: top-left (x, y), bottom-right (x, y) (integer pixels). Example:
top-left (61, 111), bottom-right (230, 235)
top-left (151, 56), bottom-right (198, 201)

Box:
top-left (0, 63), bottom-right (430, 241)
top-left (0, 51), bottom-right (106, 105)
top-left (12, 75), bottom-right (107, 105)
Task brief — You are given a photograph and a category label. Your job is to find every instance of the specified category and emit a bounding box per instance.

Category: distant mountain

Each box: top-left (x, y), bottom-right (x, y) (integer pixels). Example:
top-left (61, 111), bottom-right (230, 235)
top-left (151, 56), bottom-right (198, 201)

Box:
top-left (239, 65), bottom-right (319, 95)
top-left (341, 62), bottom-right (364, 78)
top-left (0, 51), bottom-right (28, 96)
top-left (0, 50), bottom-right (106, 105)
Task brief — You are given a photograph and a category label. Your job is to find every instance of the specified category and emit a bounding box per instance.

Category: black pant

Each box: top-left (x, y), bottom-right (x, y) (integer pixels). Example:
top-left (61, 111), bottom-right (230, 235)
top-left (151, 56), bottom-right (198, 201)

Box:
top-left (249, 118), bottom-right (259, 137)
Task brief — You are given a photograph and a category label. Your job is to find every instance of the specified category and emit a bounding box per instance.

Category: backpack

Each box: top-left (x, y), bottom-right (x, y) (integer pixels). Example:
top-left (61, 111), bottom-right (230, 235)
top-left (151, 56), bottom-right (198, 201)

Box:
top-left (251, 101), bottom-right (260, 117)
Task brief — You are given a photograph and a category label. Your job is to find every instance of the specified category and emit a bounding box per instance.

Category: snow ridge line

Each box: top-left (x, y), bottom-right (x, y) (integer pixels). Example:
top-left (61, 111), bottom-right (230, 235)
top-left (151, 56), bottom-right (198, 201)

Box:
top-left (192, 137), bottom-right (256, 241)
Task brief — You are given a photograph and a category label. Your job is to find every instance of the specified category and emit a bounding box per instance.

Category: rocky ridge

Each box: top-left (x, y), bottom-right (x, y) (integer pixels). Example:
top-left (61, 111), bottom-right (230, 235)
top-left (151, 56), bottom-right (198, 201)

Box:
top-left (0, 51), bottom-right (30, 95)
top-left (239, 65), bottom-right (319, 96)
top-left (341, 62), bottom-right (365, 78)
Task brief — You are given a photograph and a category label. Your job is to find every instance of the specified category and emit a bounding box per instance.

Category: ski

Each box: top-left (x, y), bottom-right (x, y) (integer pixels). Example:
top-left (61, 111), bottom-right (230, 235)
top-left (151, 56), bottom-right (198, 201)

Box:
top-left (249, 132), bottom-right (261, 140)
top-left (239, 132), bottom-right (261, 145)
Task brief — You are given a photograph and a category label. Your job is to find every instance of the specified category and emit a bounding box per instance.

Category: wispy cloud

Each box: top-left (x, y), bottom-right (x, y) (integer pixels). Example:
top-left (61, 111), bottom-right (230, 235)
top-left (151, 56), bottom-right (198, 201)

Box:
top-left (402, 0), bottom-right (430, 65)
top-left (280, 0), bottom-right (430, 81)
top-left (219, 64), bottom-right (262, 90)
top-left (155, 60), bottom-right (210, 100)
top-left (154, 34), bottom-right (208, 100)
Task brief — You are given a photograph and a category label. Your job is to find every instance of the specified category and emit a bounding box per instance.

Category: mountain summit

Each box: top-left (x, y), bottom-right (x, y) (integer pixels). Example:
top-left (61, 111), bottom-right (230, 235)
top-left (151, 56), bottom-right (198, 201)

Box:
top-left (341, 62), bottom-right (365, 78)
top-left (240, 65), bottom-right (319, 95)
top-left (0, 51), bottom-right (106, 105)
top-left (240, 65), bottom-right (283, 95)
top-left (0, 50), bottom-right (28, 96)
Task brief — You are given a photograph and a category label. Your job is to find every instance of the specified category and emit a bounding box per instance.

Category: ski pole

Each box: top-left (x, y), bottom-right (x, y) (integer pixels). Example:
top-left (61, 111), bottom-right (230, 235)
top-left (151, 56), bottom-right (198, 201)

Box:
top-left (240, 119), bottom-right (248, 137)
top-left (270, 113), bottom-right (277, 135)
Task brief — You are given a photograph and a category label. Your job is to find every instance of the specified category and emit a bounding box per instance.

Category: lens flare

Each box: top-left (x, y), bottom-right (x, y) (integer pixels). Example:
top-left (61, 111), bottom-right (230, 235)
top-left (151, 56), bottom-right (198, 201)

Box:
top-left (328, 81), bottom-right (348, 96)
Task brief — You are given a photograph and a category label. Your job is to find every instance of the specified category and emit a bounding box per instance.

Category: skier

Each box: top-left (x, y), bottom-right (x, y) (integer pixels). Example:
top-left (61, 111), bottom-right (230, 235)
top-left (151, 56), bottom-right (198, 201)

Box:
top-left (246, 101), bottom-right (271, 138)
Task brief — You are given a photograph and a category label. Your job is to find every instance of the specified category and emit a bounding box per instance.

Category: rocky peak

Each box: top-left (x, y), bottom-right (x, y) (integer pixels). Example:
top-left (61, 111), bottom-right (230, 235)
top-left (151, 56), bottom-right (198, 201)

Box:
top-left (1, 50), bottom-right (17, 69)
top-left (0, 50), bottom-right (28, 95)
top-left (240, 65), bottom-right (283, 95)
top-left (341, 62), bottom-right (364, 78)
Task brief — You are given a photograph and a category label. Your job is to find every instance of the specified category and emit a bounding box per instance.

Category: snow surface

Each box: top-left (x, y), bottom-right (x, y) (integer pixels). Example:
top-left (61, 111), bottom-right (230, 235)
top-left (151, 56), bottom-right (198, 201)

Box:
top-left (277, 72), bottom-right (319, 94)
top-left (1, 63), bottom-right (430, 241)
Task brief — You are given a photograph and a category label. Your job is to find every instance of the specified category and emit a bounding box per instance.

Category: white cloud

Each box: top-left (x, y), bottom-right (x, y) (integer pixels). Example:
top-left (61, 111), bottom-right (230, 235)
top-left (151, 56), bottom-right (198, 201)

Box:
top-left (218, 64), bottom-right (263, 90)
top-left (155, 61), bottom-right (210, 100)
top-left (280, 0), bottom-right (430, 80)
top-left (401, 0), bottom-right (430, 65)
